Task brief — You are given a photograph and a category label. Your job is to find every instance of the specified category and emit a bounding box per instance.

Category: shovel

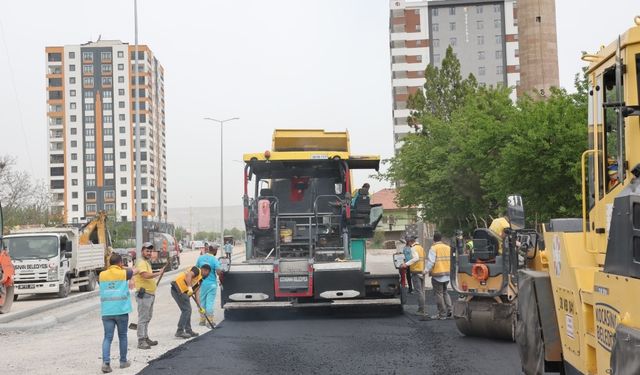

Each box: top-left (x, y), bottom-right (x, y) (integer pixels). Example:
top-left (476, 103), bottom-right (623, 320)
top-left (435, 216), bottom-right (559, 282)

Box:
top-left (129, 262), bottom-right (168, 330)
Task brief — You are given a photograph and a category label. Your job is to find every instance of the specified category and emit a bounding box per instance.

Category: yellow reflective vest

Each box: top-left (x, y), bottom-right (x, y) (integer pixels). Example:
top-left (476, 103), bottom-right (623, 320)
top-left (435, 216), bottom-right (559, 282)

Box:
top-left (173, 267), bottom-right (203, 293)
top-left (431, 242), bottom-right (451, 277)
top-left (409, 244), bottom-right (426, 274)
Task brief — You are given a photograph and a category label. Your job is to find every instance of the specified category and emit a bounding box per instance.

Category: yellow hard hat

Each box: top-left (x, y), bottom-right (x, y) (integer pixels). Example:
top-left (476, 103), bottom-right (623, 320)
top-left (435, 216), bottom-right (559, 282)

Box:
top-left (489, 217), bottom-right (510, 237)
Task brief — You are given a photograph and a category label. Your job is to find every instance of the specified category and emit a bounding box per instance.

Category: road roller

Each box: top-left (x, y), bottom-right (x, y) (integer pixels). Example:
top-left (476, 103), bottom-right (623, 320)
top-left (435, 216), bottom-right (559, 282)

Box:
top-left (450, 195), bottom-right (545, 340)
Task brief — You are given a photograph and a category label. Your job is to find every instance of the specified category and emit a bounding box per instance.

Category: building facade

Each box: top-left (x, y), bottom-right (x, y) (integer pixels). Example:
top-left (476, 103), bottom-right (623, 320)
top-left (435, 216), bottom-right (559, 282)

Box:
top-left (389, 0), bottom-right (558, 151)
top-left (46, 40), bottom-right (166, 224)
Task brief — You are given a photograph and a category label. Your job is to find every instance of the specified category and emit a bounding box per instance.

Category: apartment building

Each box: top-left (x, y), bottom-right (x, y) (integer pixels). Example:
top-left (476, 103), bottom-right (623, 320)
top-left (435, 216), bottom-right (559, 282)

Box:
top-left (46, 40), bottom-right (166, 223)
top-left (389, 0), bottom-right (558, 151)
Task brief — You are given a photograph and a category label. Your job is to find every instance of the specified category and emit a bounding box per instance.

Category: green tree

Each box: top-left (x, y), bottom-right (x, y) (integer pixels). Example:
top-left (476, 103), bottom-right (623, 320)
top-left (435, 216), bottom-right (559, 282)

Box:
top-left (174, 226), bottom-right (187, 241)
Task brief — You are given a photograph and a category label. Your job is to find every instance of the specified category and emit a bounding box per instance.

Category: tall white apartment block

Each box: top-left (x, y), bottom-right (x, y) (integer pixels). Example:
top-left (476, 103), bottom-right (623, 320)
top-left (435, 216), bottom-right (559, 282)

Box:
top-left (46, 40), bottom-right (167, 224)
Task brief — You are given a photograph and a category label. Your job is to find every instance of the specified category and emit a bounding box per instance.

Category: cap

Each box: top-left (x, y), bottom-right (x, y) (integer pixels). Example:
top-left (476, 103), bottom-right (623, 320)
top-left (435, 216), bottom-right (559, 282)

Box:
top-left (142, 242), bottom-right (154, 249)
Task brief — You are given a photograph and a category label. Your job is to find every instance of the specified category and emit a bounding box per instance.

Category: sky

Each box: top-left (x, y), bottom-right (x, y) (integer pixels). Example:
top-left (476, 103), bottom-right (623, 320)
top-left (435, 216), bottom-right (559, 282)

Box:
top-left (0, 0), bottom-right (638, 210)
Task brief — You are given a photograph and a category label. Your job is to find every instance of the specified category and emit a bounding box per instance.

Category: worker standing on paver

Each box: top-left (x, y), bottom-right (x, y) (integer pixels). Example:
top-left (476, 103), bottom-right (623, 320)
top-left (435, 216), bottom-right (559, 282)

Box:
top-left (170, 264), bottom-right (211, 338)
top-left (195, 245), bottom-right (223, 328)
top-left (133, 242), bottom-right (165, 349)
top-left (422, 232), bottom-right (453, 321)
top-left (400, 235), bottom-right (426, 316)
top-left (99, 253), bottom-right (137, 373)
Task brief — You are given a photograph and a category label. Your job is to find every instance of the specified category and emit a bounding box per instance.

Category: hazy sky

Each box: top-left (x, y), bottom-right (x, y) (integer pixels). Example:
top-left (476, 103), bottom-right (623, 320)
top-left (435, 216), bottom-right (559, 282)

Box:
top-left (0, 0), bottom-right (638, 210)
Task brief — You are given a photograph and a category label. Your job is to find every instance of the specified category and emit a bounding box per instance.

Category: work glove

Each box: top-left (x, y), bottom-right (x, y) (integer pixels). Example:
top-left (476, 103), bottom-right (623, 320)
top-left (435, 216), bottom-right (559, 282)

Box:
top-left (187, 287), bottom-right (194, 297)
top-left (199, 307), bottom-right (206, 315)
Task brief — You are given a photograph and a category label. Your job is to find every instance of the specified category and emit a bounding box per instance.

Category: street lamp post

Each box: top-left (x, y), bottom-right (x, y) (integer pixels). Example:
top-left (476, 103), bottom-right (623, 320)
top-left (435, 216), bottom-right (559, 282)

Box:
top-left (204, 117), bottom-right (239, 244)
top-left (133, 0), bottom-right (143, 261)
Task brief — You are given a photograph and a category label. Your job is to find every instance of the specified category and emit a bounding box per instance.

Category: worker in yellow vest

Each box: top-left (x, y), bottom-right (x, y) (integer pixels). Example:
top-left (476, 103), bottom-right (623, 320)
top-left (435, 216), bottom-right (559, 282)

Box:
top-left (400, 235), bottom-right (426, 316)
top-left (423, 232), bottom-right (452, 321)
top-left (170, 265), bottom-right (211, 338)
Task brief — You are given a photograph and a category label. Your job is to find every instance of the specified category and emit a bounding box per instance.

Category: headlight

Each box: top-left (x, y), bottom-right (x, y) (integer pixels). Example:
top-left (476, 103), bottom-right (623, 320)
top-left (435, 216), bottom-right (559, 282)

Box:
top-left (48, 261), bottom-right (59, 281)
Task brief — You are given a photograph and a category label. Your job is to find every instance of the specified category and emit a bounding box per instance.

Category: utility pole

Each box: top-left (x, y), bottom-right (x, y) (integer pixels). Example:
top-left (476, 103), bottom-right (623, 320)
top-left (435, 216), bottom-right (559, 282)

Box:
top-left (133, 0), bottom-right (143, 261)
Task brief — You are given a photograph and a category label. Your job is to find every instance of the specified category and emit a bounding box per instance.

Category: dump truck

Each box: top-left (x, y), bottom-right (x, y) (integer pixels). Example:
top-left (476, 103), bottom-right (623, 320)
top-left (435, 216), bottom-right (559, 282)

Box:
top-left (6, 214), bottom-right (108, 299)
top-left (0, 201), bottom-right (15, 313)
top-left (221, 129), bottom-right (401, 314)
top-left (516, 16), bottom-right (640, 375)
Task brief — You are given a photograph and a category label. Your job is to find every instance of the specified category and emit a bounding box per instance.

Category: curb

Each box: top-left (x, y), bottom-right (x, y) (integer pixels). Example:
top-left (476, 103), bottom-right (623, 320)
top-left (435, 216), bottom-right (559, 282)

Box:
top-left (0, 289), bottom-right (100, 324)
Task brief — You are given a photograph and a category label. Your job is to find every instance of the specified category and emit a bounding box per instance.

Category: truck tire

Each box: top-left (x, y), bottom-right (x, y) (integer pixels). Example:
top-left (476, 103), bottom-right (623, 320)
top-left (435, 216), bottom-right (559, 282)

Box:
top-left (57, 275), bottom-right (71, 298)
top-left (13, 294), bottom-right (19, 302)
top-left (172, 256), bottom-right (180, 270)
top-left (80, 271), bottom-right (97, 292)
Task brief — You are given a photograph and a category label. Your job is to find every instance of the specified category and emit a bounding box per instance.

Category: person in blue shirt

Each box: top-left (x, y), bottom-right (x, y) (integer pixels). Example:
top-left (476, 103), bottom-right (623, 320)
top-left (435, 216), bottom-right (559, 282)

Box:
top-left (223, 240), bottom-right (234, 263)
top-left (350, 183), bottom-right (370, 207)
top-left (402, 241), bottom-right (414, 294)
top-left (99, 253), bottom-right (138, 374)
top-left (195, 244), bottom-right (223, 328)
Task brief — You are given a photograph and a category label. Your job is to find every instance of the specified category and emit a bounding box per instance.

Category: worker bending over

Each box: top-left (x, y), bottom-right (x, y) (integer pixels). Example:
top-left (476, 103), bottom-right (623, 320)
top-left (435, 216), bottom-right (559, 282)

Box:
top-left (170, 265), bottom-right (211, 338)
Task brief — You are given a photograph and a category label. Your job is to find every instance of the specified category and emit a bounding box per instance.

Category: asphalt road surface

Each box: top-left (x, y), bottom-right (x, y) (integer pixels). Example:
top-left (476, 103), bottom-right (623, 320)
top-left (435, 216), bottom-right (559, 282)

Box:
top-left (140, 293), bottom-right (523, 375)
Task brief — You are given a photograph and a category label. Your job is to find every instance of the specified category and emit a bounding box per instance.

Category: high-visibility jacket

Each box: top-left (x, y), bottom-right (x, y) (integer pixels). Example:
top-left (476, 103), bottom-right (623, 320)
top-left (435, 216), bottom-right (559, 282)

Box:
top-left (431, 242), bottom-right (451, 277)
top-left (173, 267), bottom-right (203, 293)
top-left (409, 244), bottom-right (426, 273)
top-left (99, 265), bottom-right (132, 316)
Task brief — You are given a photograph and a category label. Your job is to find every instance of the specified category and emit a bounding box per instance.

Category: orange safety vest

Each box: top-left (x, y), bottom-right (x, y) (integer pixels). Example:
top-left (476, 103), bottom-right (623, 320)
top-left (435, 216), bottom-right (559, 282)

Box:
top-left (431, 242), bottom-right (451, 277)
top-left (409, 244), bottom-right (426, 274)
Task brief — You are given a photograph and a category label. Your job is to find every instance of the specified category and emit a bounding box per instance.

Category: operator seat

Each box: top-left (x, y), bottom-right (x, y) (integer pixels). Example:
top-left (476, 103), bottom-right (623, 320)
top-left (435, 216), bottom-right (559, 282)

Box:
top-left (471, 228), bottom-right (501, 262)
top-left (352, 188), bottom-right (371, 225)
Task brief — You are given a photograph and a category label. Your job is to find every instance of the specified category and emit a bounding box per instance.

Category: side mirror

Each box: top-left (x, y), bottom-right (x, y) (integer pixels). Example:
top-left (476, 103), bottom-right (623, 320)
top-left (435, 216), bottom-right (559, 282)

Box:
top-left (334, 183), bottom-right (343, 195)
top-left (506, 195), bottom-right (525, 229)
top-left (64, 251), bottom-right (73, 259)
top-left (65, 241), bottom-right (73, 252)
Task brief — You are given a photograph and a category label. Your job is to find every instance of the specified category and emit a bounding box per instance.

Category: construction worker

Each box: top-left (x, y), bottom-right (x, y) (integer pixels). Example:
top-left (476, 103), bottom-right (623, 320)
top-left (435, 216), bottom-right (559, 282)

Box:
top-left (133, 242), bottom-right (165, 349)
top-left (422, 232), bottom-right (452, 321)
top-left (170, 264), bottom-right (211, 338)
top-left (402, 241), bottom-right (414, 293)
top-left (350, 182), bottom-right (370, 207)
top-left (195, 245), bottom-right (223, 328)
top-left (99, 253), bottom-right (138, 373)
top-left (224, 239), bottom-right (234, 262)
top-left (400, 235), bottom-right (426, 316)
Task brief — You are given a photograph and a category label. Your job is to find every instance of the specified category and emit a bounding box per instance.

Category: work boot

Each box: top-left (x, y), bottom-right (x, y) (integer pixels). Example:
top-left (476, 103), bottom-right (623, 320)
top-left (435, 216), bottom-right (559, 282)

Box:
top-left (185, 329), bottom-right (200, 337)
top-left (119, 361), bottom-right (131, 369)
top-left (175, 329), bottom-right (191, 339)
top-left (446, 312), bottom-right (453, 320)
top-left (137, 338), bottom-right (151, 349)
top-left (101, 363), bottom-right (112, 373)
top-left (145, 337), bottom-right (158, 346)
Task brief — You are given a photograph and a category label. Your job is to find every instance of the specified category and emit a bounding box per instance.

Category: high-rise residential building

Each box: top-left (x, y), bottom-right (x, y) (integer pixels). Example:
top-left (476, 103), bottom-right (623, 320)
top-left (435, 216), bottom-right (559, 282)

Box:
top-left (46, 40), bottom-right (167, 224)
top-left (389, 0), bottom-right (558, 151)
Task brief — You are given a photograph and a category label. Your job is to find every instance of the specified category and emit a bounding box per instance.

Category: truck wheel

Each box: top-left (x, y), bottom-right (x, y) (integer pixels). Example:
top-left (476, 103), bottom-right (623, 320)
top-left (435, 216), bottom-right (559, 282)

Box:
top-left (0, 285), bottom-right (15, 314)
top-left (13, 294), bottom-right (19, 301)
top-left (80, 271), bottom-right (97, 292)
top-left (172, 256), bottom-right (180, 270)
top-left (57, 275), bottom-right (71, 298)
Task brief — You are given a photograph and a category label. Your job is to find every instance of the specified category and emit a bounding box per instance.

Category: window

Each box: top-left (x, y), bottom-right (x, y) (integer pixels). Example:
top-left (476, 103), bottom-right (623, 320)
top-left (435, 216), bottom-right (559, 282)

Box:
top-left (131, 51), bottom-right (145, 60)
top-left (118, 76), bottom-right (125, 83)
top-left (119, 126), bottom-right (126, 134)
top-left (496, 65), bottom-right (504, 74)
top-left (141, 152), bottom-right (147, 161)
top-left (119, 101), bottom-right (125, 108)
top-left (71, 115), bottom-right (77, 122)
top-left (121, 203), bottom-right (127, 210)
top-left (104, 128), bottom-right (113, 136)
top-left (70, 89), bottom-right (76, 97)
top-left (494, 4), bottom-right (501, 13)
top-left (476, 5), bottom-right (483, 14)
top-left (495, 50), bottom-right (502, 59)
top-left (104, 191), bottom-right (115, 200)
top-left (494, 19), bottom-right (501, 28)
top-left (72, 179), bottom-right (78, 186)
top-left (449, 7), bottom-right (455, 15)
top-left (119, 139), bottom-right (127, 146)
top-left (105, 153), bottom-right (114, 161)
top-left (120, 152), bottom-right (126, 159)
top-left (141, 178), bottom-right (147, 186)
top-left (71, 140), bottom-right (77, 148)
top-left (85, 128), bottom-right (95, 136)
top-left (71, 153), bottom-right (77, 160)
top-left (70, 64), bottom-right (76, 72)
top-left (82, 52), bottom-right (93, 61)
top-left (85, 141), bottom-right (95, 148)
top-left (432, 8), bottom-right (438, 16)
top-left (415, 24), bottom-right (421, 32)
top-left (449, 22), bottom-right (456, 31)
top-left (72, 192), bottom-right (78, 199)
top-left (478, 66), bottom-right (486, 76)
top-left (140, 140), bottom-right (146, 148)
top-left (85, 154), bottom-right (95, 161)
top-left (449, 37), bottom-right (457, 47)
top-left (104, 103), bottom-right (113, 110)
top-left (121, 190), bottom-right (127, 197)
top-left (48, 52), bottom-right (62, 62)
top-left (84, 103), bottom-right (94, 111)
top-left (71, 166), bottom-right (78, 173)
top-left (49, 91), bottom-right (63, 100)
top-left (102, 77), bottom-right (113, 86)
top-left (120, 177), bottom-right (127, 184)
top-left (118, 89), bottom-right (125, 95)
top-left (434, 54), bottom-right (441, 64)
top-left (477, 35), bottom-right (485, 45)
top-left (432, 39), bottom-right (440, 48)
top-left (117, 51), bottom-right (124, 58)
top-left (68, 52), bottom-right (75, 59)
top-left (103, 90), bottom-right (112, 98)
top-left (496, 35), bottom-right (502, 44)
top-left (120, 164), bottom-right (127, 172)
top-left (119, 114), bottom-right (126, 121)
top-left (86, 116), bottom-right (95, 123)
top-left (141, 190), bottom-right (148, 199)
top-left (83, 65), bottom-right (93, 74)
top-left (86, 179), bottom-right (96, 187)
top-left (432, 23), bottom-right (439, 32)
top-left (477, 21), bottom-right (483, 30)
top-left (72, 205), bottom-right (78, 212)
top-left (70, 127), bottom-right (77, 135)
top-left (118, 63), bottom-right (124, 71)
top-left (69, 77), bottom-right (76, 84)
top-left (101, 64), bottom-right (113, 73)
top-left (105, 203), bottom-right (116, 212)
top-left (104, 115), bottom-right (113, 123)
top-left (86, 204), bottom-right (97, 213)
top-left (83, 77), bottom-right (94, 87)
top-left (70, 102), bottom-right (76, 109)
top-left (84, 90), bottom-right (94, 98)
top-left (86, 191), bottom-right (96, 200)
top-left (478, 51), bottom-right (485, 60)
top-left (101, 51), bottom-right (112, 61)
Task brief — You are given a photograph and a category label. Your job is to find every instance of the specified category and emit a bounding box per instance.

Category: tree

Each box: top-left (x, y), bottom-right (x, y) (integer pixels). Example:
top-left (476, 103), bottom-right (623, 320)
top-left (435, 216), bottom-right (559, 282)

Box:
top-left (174, 226), bottom-right (187, 242)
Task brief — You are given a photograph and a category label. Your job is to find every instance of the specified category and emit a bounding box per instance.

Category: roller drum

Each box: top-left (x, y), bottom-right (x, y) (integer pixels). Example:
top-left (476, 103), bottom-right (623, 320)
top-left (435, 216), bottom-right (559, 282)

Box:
top-left (453, 298), bottom-right (516, 341)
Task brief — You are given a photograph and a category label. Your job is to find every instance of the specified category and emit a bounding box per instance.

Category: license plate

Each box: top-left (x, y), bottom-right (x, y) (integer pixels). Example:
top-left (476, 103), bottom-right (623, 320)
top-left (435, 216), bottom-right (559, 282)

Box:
top-left (18, 284), bottom-right (35, 289)
top-left (279, 276), bottom-right (308, 283)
